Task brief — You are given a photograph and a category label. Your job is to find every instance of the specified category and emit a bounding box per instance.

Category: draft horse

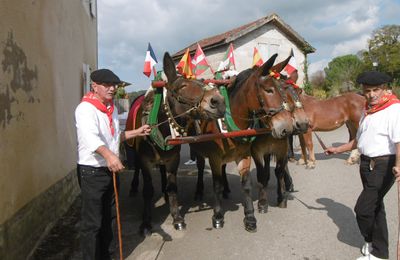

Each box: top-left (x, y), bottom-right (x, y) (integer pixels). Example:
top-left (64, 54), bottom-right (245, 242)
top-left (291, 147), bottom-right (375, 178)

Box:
top-left (251, 56), bottom-right (310, 212)
top-left (128, 52), bottom-right (226, 235)
top-left (291, 74), bottom-right (366, 168)
top-left (191, 54), bottom-right (294, 232)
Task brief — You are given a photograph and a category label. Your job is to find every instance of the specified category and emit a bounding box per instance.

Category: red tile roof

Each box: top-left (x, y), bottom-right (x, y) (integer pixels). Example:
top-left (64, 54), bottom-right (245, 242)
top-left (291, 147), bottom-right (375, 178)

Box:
top-left (172, 13), bottom-right (315, 60)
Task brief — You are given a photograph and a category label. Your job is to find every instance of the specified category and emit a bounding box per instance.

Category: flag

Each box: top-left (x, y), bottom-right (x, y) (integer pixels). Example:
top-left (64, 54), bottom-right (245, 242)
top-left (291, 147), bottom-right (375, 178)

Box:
top-left (177, 48), bottom-right (194, 78)
top-left (283, 49), bottom-right (297, 76)
top-left (217, 43), bottom-right (236, 71)
top-left (143, 43), bottom-right (158, 78)
top-left (191, 43), bottom-right (213, 77)
top-left (252, 47), bottom-right (264, 67)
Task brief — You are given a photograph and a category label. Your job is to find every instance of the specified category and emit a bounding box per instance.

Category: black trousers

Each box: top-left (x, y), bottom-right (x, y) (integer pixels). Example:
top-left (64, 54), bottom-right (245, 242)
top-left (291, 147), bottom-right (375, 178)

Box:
top-left (354, 155), bottom-right (396, 259)
top-left (78, 164), bottom-right (118, 260)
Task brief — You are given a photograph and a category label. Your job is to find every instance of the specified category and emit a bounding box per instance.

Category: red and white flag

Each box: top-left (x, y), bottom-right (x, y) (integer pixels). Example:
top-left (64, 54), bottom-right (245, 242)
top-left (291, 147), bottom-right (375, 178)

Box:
top-left (283, 49), bottom-right (297, 76)
top-left (143, 43), bottom-right (158, 78)
top-left (217, 43), bottom-right (236, 71)
top-left (191, 43), bottom-right (213, 77)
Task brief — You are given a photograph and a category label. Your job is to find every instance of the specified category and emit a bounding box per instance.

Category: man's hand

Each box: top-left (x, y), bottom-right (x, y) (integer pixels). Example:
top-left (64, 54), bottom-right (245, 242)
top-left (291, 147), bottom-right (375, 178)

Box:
top-left (324, 146), bottom-right (339, 155)
top-left (136, 124), bottom-right (151, 136)
top-left (105, 153), bottom-right (125, 173)
top-left (392, 166), bottom-right (400, 182)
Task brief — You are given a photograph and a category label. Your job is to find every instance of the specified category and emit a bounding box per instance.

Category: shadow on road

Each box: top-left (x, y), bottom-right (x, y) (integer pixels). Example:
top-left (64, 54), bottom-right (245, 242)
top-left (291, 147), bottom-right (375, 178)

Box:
top-left (294, 196), bottom-right (363, 249)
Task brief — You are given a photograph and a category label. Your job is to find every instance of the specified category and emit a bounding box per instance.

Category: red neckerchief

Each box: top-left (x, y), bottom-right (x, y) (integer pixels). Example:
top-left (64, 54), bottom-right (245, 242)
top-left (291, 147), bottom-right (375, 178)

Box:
top-left (285, 79), bottom-right (300, 89)
top-left (81, 92), bottom-right (115, 136)
top-left (365, 93), bottom-right (400, 115)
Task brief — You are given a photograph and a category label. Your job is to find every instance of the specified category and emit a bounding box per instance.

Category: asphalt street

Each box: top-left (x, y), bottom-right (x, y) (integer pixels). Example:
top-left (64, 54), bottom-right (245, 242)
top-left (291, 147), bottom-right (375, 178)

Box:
top-left (32, 125), bottom-right (398, 260)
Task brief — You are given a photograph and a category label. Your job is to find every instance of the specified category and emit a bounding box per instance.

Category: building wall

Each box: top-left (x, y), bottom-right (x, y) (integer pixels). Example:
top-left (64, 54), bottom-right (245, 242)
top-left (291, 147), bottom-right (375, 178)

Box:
top-left (202, 24), bottom-right (307, 86)
top-left (0, 0), bottom-right (97, 259)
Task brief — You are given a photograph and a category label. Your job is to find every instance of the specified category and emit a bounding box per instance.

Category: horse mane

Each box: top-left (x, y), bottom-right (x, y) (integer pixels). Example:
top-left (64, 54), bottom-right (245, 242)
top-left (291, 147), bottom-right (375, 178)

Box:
top-left (228, 68), bottom-right (256, 96)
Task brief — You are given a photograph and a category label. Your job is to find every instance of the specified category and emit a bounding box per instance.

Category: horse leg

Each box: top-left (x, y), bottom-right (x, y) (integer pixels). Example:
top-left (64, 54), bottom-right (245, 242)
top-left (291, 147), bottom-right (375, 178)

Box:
top-left (210, 160), bottom-right (225, 229)
top-left (301, 131), bottom-right (315, 169)
top-left (139, 164), bottom-right (154, 236)
top-left (297, 134), bottom-right (307, 166)
top-left (287, 135), bottom-right (296, 162)
top-left (345, 121), bottom-right (360, 165)
top-left (283, 161), bottom-right (294, 192)
top-left (275, 157), bottom-right (288, 208)
top-left (238, 156), bottom-right (257, 232)
top-left (165, 168), bottom-right (186, 230)
top-left (255, 153), bottom-right (270, 213)
top-left (194, 155), bottom-right (206, 201)
top-left (222, 164), bottom-right (231, 198)
top-left (128, 148), bottom-right (140, 196)
top-left (159, 165), bottom-right (168, 202)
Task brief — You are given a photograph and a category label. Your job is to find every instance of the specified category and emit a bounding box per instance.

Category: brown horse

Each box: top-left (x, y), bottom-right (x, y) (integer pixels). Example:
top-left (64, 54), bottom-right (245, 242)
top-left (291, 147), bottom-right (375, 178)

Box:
top-left (251, 56), bottom-right (310, 212)
top-left (292, 80), bottom-right (366, 168)
top-left (191, 54), bottom-right (294, 232)
top-left (128, 52), bottom-right (226, 235)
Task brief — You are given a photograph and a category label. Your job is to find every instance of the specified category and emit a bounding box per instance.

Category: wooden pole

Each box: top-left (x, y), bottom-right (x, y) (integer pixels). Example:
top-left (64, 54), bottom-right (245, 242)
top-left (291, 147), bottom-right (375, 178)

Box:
top-left (166, 128), bottom-right (271, 145)
top-left (113, 172), bottom-right (123, 260)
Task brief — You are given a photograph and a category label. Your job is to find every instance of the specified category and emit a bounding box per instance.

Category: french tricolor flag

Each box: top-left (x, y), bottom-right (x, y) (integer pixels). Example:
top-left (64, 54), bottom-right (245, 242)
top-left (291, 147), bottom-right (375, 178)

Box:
top-left (143, 43), bottom-right (158, 78)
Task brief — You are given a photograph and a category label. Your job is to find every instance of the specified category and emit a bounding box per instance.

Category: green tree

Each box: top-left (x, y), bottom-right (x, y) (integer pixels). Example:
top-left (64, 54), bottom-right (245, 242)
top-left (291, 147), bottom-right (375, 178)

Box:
top-left (323, 54), bottom-right (364, 96)
top-left (362, 25), bottom-right (400, 83)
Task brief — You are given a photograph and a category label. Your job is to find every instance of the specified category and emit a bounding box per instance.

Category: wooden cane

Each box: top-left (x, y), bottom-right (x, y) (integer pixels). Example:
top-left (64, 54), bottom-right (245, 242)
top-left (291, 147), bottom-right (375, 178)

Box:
top-left (113, 172), bottom-right (123, 260)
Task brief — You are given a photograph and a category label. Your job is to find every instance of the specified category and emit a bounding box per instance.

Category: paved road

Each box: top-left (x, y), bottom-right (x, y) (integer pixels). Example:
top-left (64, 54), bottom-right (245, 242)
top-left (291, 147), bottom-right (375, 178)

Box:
top-left (33, 126), bottom-right (399, 260)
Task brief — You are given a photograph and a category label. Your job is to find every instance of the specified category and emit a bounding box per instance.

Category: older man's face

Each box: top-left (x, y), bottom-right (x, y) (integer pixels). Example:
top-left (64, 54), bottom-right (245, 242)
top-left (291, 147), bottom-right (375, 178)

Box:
top-left (362, 85), bottom-right (386, 106)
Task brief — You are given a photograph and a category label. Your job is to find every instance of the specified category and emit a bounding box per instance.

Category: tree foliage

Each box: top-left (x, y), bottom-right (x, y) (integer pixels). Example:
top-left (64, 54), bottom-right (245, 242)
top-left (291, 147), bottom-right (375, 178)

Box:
top-left (362, 25), bottom-right (400, 84)
top-left (323, 54), bottom-right (364, 96)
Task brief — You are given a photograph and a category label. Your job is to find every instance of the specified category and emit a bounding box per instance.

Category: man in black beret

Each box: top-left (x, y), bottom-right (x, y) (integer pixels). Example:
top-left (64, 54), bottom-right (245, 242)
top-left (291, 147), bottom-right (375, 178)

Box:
top-left (75, 68), bottom-right (151, 259)
top-left (325, 71), bottom-right (400, 259)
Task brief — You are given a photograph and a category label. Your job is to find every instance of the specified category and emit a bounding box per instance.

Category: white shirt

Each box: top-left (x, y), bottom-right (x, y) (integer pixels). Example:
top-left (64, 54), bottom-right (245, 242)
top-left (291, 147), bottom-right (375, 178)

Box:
top-left (357, 103), bottom-right (400, 157)
top-left (75, 102), bottom-right (120, 167)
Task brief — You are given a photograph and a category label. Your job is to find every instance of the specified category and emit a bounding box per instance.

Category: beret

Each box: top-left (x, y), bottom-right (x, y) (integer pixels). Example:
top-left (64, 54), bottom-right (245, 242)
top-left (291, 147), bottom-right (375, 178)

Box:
top-left (90, 69), bottom-right (121, 84)
top-left (356, 71), bottom-right (392, 86)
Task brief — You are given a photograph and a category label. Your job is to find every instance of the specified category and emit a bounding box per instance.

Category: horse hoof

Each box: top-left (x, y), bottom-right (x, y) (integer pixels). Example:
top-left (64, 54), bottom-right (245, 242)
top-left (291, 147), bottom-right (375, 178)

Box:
top-left (244, 217), bottom-right (257, 233)
top-left (212, 215), bottom-right (224, 229)
top-left (139, 223), bottom-right (152, 237)
top-left (257, 200), bottom-right (268, 213)
top-left (286, 184), bottom-right (295, 192)
top-left (278, 199), bottom-right (288, 208)
top-left (258, 205), bottom-right (268, 214)
top-left (174, 221), bottom-right (186, 231)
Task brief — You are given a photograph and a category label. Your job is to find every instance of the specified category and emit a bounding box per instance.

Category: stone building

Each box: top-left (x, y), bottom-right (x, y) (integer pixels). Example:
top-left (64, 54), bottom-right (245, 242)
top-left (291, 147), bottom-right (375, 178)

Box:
top-left (0, 1), bottom-right (97, 259)
top-left (173, 13), bottom-right (315, 86)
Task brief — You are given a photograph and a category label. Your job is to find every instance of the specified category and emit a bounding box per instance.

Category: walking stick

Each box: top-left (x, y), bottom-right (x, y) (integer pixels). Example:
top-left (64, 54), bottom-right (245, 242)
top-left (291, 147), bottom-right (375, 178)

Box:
top-left (113, 172), bottom-right (123, 260)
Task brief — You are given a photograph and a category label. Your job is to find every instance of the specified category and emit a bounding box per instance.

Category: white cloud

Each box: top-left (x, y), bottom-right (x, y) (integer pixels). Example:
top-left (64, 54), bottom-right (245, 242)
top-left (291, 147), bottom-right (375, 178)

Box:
top-left (96, 0), bottom-right (396, 91)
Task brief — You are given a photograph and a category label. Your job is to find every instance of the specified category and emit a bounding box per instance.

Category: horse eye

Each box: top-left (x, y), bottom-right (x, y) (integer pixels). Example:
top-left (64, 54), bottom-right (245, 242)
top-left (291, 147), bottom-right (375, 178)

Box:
top-left (264, 88), bottom-right (274, 94)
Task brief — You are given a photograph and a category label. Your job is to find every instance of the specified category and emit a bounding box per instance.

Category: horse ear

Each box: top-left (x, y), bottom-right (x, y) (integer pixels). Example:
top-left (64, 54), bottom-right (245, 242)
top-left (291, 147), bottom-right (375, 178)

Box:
top-left (163, 52), bottom-right (177, 83)
top-left (258, 53), bottom-right (278, 77)
top-left (271, 53), bottom-right (292, 73)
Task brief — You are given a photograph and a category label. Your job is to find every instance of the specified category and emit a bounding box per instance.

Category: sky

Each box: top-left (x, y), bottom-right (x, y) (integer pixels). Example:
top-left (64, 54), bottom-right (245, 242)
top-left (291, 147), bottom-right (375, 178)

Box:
top-left (97, 0), bottom-right (400, 92)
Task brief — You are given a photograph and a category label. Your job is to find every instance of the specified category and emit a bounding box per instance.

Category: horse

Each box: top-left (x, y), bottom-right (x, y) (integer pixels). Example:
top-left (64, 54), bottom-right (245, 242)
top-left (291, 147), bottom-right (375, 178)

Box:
top-left (289, 73), bottom-right (366, 168)
top-left (191, 53), bottom-right (294, 232)
top-left (250, 56), bottom-right (310, 212)
top-left (127, 52), bottom-right (226, 235)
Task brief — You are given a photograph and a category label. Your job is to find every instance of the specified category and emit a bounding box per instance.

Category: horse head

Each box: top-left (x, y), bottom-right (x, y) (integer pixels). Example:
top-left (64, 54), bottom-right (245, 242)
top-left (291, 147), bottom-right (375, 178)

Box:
top-left (270, 54), bottom-right (309, 134)
top-left (231, 54), bottom-right (293, 139)
top-left (163, 52), bottom-right (226, 121)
